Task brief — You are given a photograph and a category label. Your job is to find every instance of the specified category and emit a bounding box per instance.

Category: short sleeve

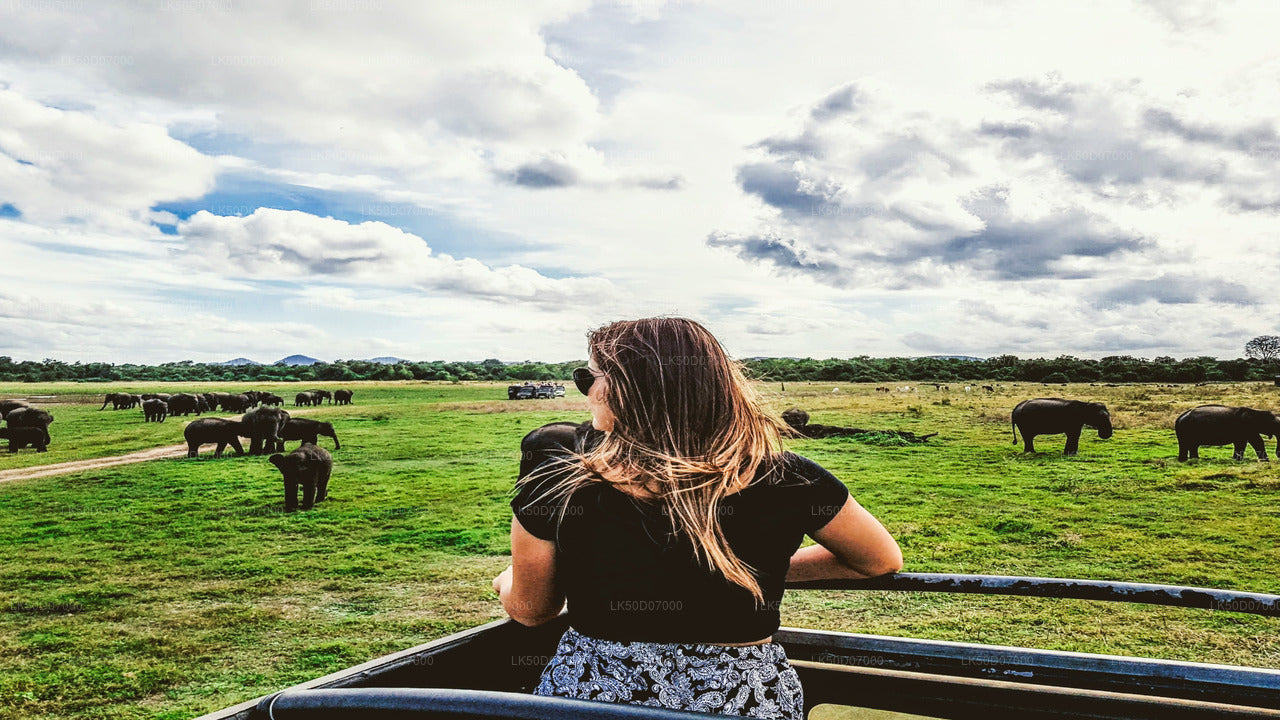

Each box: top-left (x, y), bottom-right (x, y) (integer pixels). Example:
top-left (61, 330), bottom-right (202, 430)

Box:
top-left (787, 454), bottom-right (852, 535)
top-left (510, 457), bottom-right (574, 541)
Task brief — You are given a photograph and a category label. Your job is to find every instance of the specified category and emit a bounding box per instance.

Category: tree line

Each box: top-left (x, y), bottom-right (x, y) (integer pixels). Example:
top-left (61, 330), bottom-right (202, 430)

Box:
top-left (2, 354), bottom-right (1278, 384)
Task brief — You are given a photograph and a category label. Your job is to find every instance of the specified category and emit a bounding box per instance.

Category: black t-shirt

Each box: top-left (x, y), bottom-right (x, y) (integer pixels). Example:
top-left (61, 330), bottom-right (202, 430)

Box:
top-left (509, 451), bottom-right (851, 643)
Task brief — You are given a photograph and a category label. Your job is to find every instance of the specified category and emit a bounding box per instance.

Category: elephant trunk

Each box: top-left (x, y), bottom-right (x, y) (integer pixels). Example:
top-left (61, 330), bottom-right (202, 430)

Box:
top-left (330, 431), bottom-right (340, 450)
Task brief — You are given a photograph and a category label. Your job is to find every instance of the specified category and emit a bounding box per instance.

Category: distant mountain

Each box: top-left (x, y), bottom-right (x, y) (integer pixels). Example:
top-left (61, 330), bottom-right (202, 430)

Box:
top-left (216, 357), bottom-right (261, 366)
top-left (922, 355), bottom-right (986, 362)
top-left (367, 356), bottom-right (410, 364)
top-left (275, 354), bottom-right (323, 366)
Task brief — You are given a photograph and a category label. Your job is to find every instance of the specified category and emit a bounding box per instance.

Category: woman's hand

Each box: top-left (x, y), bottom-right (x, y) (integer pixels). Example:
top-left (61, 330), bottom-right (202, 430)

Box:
top-left (492, 565), bottom-right (513, 596)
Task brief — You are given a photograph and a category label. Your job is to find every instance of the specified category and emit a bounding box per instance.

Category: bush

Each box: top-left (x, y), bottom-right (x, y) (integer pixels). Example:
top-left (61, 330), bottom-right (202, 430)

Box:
top-left (1041, 372), bottom-right (1070, 384)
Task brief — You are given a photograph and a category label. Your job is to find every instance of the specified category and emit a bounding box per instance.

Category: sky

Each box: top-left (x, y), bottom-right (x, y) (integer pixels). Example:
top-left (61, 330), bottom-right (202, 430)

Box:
top-left (1, 0), bottom-right (1278, 364)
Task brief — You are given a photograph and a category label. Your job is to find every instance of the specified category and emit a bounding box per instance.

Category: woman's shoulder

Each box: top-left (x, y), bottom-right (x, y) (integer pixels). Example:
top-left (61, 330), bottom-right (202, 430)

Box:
top-left (760, 450), bottom-right (834, 484)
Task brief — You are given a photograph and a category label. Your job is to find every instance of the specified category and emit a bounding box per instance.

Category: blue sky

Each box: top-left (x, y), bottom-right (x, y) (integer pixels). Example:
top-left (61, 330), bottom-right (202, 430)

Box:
top-left (1, 0), bottom-right (1278, 363)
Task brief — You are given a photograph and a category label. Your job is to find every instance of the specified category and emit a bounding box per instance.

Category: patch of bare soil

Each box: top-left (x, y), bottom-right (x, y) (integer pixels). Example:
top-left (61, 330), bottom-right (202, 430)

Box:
top-left (0, 444), bottom-right (191, 483)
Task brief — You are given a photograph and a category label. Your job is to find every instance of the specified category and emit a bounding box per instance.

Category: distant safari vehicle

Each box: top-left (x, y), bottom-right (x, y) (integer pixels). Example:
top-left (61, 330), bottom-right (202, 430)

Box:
top-left (198, 573), bottom-right (1280, 720)
top-left (507, 384), bottom-right (537, 400)
top-left (535, 383), bottom-right (565, 399)
top-left (508, 383), bottom-right (563, 399)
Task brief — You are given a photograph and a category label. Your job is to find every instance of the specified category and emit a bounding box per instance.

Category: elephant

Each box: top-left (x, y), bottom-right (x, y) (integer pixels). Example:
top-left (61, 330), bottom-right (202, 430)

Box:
top-left (184, 418), bottom-right (246, 458)
top-left (294, 391), bottom-right (317, 407)
top-left (1175, 405), bottom-right (1280, 461)
top-left (1011, 398), bottom-right (1113, 455)
top-left (100, 392), bottom-right (133, 410)
top-left (142, 399), bottom-right (168, 423)
top-left (141, 393), bottom-right (172, 402)
top-left (333, 389), bottom-right (353, 405)
top-left (242, 406), bottom-right (291, 455)
top-left (219, 394), bottom-right (253, 412)
top-left (781, 407), bottom-right (937, 442)
top-left (167, 393), bottom-right (204, 416)
top-left (238, 391), bottom-right (263, 408)
top-left (270, 444), bottom-right (333, 510)
top-left (5, 407), bottom-right (53, 445)
top-left (519, 420), bottom-right (604, 481)
top-left (207, 392), bottom-right (232, 409)
top-left (280, 418), bottom-right (340, 450)
top-left (0, 426), bottom-right (48, 453)
top-left (0, 399), bottom-right (32, 419)
top-left (308, 389), bottom-right (333, 405)
top-left (201, 393), bottom-right (218, 411)
top-left (260, 393), bottom-right (285, 406)
top-left (127, 394), bottom-right (143, 409)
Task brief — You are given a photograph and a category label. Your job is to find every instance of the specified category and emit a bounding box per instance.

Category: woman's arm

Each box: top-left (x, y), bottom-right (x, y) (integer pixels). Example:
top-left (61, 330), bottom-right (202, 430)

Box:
top-left (785, 495), bottom-right (903, 582)
top-left (494, 516), bottom-right (566, 626)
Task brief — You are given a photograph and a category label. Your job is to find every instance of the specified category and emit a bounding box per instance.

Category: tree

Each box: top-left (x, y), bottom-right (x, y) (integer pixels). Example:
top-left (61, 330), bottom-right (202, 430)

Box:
top-left (1245, 336), bottom-right (1280, 361)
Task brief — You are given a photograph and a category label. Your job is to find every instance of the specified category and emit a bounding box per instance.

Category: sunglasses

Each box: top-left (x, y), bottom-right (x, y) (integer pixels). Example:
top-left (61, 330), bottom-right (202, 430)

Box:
top-left (572, 367), bottom-right (604, 395)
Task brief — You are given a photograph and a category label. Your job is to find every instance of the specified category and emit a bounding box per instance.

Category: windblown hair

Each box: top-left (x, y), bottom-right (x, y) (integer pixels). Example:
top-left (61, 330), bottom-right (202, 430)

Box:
top-left (519, 317), bottom-right (790, 604)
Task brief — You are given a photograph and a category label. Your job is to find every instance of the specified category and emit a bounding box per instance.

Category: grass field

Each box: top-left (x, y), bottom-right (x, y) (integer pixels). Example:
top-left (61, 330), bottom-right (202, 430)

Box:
top-left (0, 380), bottom-right (1277, 720)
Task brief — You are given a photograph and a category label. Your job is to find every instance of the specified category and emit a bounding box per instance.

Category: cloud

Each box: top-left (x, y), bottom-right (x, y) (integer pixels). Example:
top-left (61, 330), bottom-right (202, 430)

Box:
top-left (708, 80), bottom-right (1155, 287)
top-left (176, 208), bottom-right (617, 305)
top-left (506, 158), bottom-right (579, 188)
top-left (0, 2), bottom-right (687, 189)
top-left (1096, 274), bottom-right (1257, 307)
top-left (0, 88), bottom-right (218, 227)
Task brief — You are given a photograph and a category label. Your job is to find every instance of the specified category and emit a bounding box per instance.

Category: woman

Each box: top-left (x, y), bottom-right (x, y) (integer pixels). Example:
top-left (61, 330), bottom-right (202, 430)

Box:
top-left (493, 318), bottom-right (902, 720)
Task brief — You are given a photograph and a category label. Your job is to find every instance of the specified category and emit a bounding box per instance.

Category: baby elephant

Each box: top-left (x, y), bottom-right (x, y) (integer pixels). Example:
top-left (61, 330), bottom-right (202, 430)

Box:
top-left (0, 427), bottom-right (48, 453)
top-left (269, 444), bottom-right (332, 511)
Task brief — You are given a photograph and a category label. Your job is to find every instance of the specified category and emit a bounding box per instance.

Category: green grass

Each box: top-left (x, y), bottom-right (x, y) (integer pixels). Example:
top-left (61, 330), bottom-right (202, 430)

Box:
top-left (0, 380), bottom-right (1277, 719)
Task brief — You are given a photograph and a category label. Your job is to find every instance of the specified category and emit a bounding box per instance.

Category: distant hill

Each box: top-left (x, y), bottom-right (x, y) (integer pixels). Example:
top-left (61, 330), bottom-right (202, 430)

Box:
top-left (275, 355), bottom-right (323, 366)
top-left (367, 356), bottom-right (410, 364)
top-left (922, 355), bottom-right (986, 362)
top-left (216, 357), bottom-right (261, 366)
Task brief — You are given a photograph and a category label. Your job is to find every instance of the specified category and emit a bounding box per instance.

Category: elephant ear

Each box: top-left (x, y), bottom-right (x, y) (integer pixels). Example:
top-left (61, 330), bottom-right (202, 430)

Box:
top-left (268, 454), bottom-right (285, 467)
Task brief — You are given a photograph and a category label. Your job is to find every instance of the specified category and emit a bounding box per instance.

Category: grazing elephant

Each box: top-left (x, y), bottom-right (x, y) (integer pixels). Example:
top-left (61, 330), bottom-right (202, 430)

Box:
top-left (308, 389), bottom-right (333, 405)
top-left (0, 399), bottom-right (32, 419)
top-left (100, 392), bottom-right (133, 410)
top-left (6, 407), bottom-right (54, 444)
top-left (142, 399), bottom-right (168, 422)
top-left (184, 418), bottom-right (246, 458)
top-left (167, 393), bottom-right (203, 416)
top-left (333, 389), bottom-right (353, 405)
top-left (519, 421), bottom-right (605, 481)
top-left (0, 426), bottom-right (48, 452)
top-left (270, 444), bottom-right (332, 510)
top-left (280, 418), bottom-right (340, 450)
top-left (219, 394), bottom-right (253, 412)
top-left (238, 391), bottom-right (262, 408)
top-left (201, 393), bottom-right (218, 410)
top-left (1011, 398), bottom-right (1113, 455)
top-left (127, 394), bottom-right (143, 409)
top-left (260, 393), bottom-right (284, 406)
top-left (1175, 405), bottom-right (1280, 461)
top-left (242, 406), bottom-right (291, 455)
top-left (294, 391), bottom-right (317, 407)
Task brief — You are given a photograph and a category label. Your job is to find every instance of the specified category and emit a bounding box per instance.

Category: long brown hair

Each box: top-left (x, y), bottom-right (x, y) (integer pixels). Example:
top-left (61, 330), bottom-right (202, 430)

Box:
top-left (519, 317), bottom-right (790, 604)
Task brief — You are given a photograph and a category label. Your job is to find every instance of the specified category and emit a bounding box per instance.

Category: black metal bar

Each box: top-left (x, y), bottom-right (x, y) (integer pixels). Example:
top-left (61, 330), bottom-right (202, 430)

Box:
top-left (785, 573), bottom-right (1280, 617)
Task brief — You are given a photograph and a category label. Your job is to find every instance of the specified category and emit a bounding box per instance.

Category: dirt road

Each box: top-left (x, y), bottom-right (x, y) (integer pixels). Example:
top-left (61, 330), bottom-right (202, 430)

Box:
top-left (0, 444), bottom-right (193, 483)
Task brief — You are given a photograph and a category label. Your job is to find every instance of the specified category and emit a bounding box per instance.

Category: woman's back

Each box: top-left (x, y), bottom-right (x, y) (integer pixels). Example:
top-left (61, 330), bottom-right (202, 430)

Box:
top-left (512, 450), bottom-right (851, 644)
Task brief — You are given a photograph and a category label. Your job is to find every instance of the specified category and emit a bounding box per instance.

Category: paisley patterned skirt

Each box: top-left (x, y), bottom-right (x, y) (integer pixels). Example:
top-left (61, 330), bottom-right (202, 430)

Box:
top-left (533, 626), bottom-right (804, 719)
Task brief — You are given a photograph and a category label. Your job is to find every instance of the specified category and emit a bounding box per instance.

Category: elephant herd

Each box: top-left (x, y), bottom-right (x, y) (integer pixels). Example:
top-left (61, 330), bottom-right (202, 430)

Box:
top-left (1011, 397), bottom-right (1280, 462)
top-left (100, 388), bottom-right (352, 423)
top-left (184, 406), bottom-right (339, 511)
top-left (0, 399), bottom-right (54, 453)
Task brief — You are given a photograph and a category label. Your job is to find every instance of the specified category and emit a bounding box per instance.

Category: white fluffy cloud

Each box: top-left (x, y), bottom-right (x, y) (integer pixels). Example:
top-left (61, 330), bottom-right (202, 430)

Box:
top-left (0, 88), bottom-right (218, 228)
top-left (176, 208), bottom-right (617, 306)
